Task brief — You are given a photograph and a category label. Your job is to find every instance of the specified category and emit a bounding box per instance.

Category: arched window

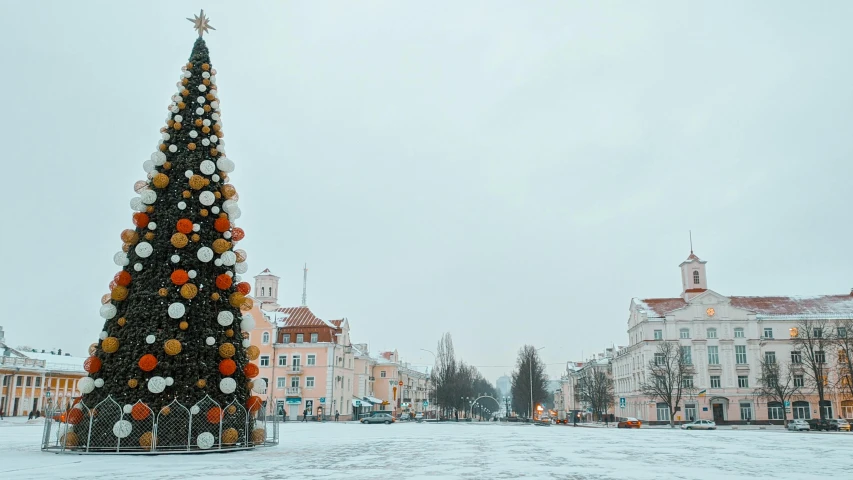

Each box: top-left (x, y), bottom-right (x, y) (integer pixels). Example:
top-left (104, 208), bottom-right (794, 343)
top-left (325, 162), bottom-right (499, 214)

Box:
top-left (262, 332), bottom-right (270, 344)
top-left (693, 271), bottom-right (700, 284)
top-left (260, 287), bottom-right (265, 296)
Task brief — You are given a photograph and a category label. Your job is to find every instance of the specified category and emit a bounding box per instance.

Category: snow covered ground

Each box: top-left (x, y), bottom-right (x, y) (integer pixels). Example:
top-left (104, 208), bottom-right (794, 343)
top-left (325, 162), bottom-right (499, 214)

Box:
top-left (0, 418), bottom-right (848, 479)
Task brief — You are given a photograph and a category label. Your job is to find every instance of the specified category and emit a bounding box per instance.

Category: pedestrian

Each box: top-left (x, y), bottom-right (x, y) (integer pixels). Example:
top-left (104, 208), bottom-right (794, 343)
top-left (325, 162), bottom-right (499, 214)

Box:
top-left (455, 410), bottom-right (459, 422)
top-left (573, 413), bottom-right (578, 426)
top-left (1, 409), bottom-right (5, 420)
top-left (605, 415), bottom-right (609, 427)
top-left (302, 408), bottom-right (308, 422)
top-left (335, 410), bottom-right (339, 422)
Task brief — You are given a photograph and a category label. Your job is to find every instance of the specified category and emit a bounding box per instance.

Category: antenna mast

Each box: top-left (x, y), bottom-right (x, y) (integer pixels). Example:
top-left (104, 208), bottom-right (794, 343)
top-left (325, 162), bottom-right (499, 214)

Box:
top-left (689, 230), bottom-right (693, 254)
top-left (301, 263), bottom-right (308, 306)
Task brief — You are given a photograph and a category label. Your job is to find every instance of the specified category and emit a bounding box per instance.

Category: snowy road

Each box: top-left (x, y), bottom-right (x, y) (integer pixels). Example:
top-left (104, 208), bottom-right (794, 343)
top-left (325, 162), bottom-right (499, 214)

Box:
top-left (0, 420), bottom-right (848, 479)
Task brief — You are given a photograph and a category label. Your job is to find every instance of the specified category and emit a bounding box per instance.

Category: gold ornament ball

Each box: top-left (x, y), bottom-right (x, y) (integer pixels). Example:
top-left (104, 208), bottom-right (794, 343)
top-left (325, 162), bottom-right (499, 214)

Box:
top-left (111, 285), bottom-right (128, 301)
top-left (117, 317), bottom-right (127, 327)
top-left (160, 406), bottom-right (171, 416)
top-left (191, 233), bottom-right (201, 242)
top-left (181, 78), bottom-right (188, 86)
top-left (61, 432), bottom-right (79, 447)
top-left (188, 143), bottom-right (196, 151)
top-left (179, 321), bottom-right (189, 331)
top-left (88, 343), bottom-right (98, 356)
top-left (214, 191), bottom-right (222, 199)
top-left (173, 122), bottom-right (182, 130)
top-left (210, 148), bottom-right (218, 156)
top-left (180, 283), bottom-right (198, 300)
top-left (201, 126), bottom-right (211, 134)
top-left (164, 339), bottom-right (182, 356)
top-left (241, 331), bottom-right (250, 340)
top-left (146, 206), bottom-right (155, 213)
top-left (200, 209), bottom-right (209, 217)
top-left (194, 118), bottom-right (203, 127)
top-left (225, 329), bottom-right (234, 337)
top-left (189, 175), bottom-right (206, 190)
top-left (182, 190), bottom-right (191, 198)
top-left (178, 101), bottom-right (186, 110)
top-left (102, 337), bottom-right (120, 353)
top-left (144, 232), bottom-right (155, 241)
top-left (221, 184), bottom-right (237, 199)
top-left (202, 63), bottom-right (210, 71)
top-left (210, 292), bottom-right (220, 301)
top-left (163, 161), bottom-right (172, 170)
top-left (226, 405), bottom-right (237, 415)
top-left (246, 345), bottom-right (260, 360)
top-left (202, 79), bottom-right (210, 86)
top-left (229, 292), bottom-right (245, 308)
top-left (196, 379), bottom-right (207, 388)
top-left (212, 239), bottom-right (231, 254)
top-left (222, 428), bottom-right (238, 445)
top-left (139, 431), bottom-right (154, 450)
top-left (251, 428), bottom-right (265, 444)
top-left (203, 105), bottom-right (211, 113)
top-left (128, 378), bottom-right (138, 388)
top-left (159, 144), bottom-right (167, 152)
top-left (206, 93), bottom-right (215, 101)
top-left (158, 288), bottom-right (169, 297)
top-left (219, 343), bottom-right (236, 358)
top-left (171, 233), bottom-right (189, 248)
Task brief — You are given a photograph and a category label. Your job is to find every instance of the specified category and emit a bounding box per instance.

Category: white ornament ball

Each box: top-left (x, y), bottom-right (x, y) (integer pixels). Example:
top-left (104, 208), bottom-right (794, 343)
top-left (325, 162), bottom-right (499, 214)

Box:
top-left (203, 119), bottom-right (211, 126)
top-left (168, 302), bottom-right (186, 319)
top-left (135, 242), bottom-right (153, 258)
top-left (94, 378), bottom-right (105, 388)
top-left (151, 151), bottom-right (167, 165)
top-left (200, 160), bottom-right (216, 175)
top-left (165, 377), bottom-right (174, 386)
top-left (140, 190), bottom-right (157, 204)
top-left (217, 311), bottom-right (234, 326)
top-left (219, 377), bottom-right (237, 394)
top-left (114, 251), bottom-right (129, 266)
top-left (178, 201), bottom-right (187, 210)
top-left (206, 337), bottom-right (215, 346)
top-left (197, 247), bottom-right (214, 262)
top-left (229, 206), bottom-right (242, 220)
top-left (113, 420), bottom-right (133, 439)
top-left (185, 170), bottom-right (194, 179)
top-left (196, 96), bottom-right (205, 104)
top-left (225, 271), bottom-right (233, 278)
top-left (129, 197), bottom-right (145, 212)
top-left (147, 376), bottom-right (167, 394)
top-left (212, 174), bottom-right (220, 182)
top-left (134, 263), bottom-right (143, 272)
top-left (201, 138), bottom-right (210, 146)
top-left (168, 144), bottom-right (177, 153)
top-left (78, 377), bottom-right (95, 394)
top-left (196, 107), bottom-right (204, 115)
top-left (99, 303), bottom-right (117, 320)
top-left (235, 262), bottom-right (248, 274)
top-left (210, 135), bottom-right (218, 144)
top-left (211, 206), bottom-right (220, 214)
top-left (146, 335), bottom-right (155, 344)
top-left (197, 432), bottom-right (215, 450)
top-left (220, 251), bottom-right (236, 266)
top-left (142, 160), bottom-right (155, 173)
top-left (161, 132), bottom-right (170, 141)
top-left (211, 101), bottom-right (220, 109)
top-left (223, 231), bottom-right (232, 240)
top-left (99, 331), bottom-right (108, 340)
top-left (252, 378), bottom-right (266, 393)
top-left (190, 130), bottom-right (198, 138)
top-left (199, 191), bottom-right (215, 206)
top-left (183, 71), bottom-right (192, 78)
top-left (191, 405), bottom-right (201, 415)
top-left (123, 404), bottom-right (133, 414)
top-left (202, 71), bottom-right (211, 79)
top-left (192, 223), bottom-right (200, 232)
top-left (171, 255), bottom-right (180, 263)
top-left (198, 84), bottom-right (207, 92)
top-left (242, 339), bottom-right (251, 348)
top-left (174, 114), bottom-right (183, 123)
top-left (188, 269), bottom-right (197, 279)
top-left (240, 314), bottom-right (256, 331)
top-left (170, 105), bottom-right (179, 114)
top-left (214, 259), bottom-right (223, 267)
top-left (147, 222), bottom-right (157, 231)
top-left (211, 113), bottom-right (220, 121)
top-left (234, 275), bottom-right (241, 282)
top-left (217, 157), bottom-right (235, 173)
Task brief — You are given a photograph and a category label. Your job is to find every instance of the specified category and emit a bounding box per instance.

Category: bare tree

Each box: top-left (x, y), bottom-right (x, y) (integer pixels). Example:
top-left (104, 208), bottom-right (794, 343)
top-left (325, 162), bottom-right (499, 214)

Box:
top-left (574, 367), bottom-right (615, 421)
top-left (640, 341), bottom-right (695, 428)
top-left (431, 333), bottom-right (458, 418)
top-left (792, 319), bottom-right (833, 419)
top-left (755, 358), bottom-right (801, 425)
top-left (510, 345), bottom-right (549, 419)
top-left (834, 319), bottom-right (853, 402)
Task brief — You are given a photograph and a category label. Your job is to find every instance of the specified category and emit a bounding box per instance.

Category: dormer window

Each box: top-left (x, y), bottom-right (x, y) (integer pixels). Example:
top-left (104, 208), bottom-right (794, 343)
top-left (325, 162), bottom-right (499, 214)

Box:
top-left (693, 271), bottom-right (700, 285)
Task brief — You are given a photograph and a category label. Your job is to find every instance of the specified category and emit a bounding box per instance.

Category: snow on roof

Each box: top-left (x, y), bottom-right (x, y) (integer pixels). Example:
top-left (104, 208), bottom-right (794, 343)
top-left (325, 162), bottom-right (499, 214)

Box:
top-left (255, 268), bottom-right (278, 277)
top-left (274, 306), bottom-right (335, 328)
top-left (24, 351), bottom-right (87, 373)
top-left (635, 293), bottom-right (853, 317)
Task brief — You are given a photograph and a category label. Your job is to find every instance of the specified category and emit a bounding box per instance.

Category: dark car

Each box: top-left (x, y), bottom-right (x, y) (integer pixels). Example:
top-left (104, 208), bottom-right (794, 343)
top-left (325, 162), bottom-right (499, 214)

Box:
top-left (807, 419), bottom-right (831, 431)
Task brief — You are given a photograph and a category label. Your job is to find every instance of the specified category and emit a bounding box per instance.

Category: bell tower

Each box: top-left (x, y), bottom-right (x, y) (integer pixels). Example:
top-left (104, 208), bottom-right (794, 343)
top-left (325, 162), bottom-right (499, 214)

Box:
top-left (680, 248), bottom-right (708, 300)
top-left (254, 268), bottom-right (280, 310)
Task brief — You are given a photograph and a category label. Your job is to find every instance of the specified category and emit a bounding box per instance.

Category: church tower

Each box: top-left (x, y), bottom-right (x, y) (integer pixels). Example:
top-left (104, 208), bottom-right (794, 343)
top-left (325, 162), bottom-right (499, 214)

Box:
top-left (679, 250), bottom-right (708, 300)
top-left (254, 268), bottom-right (280, 310)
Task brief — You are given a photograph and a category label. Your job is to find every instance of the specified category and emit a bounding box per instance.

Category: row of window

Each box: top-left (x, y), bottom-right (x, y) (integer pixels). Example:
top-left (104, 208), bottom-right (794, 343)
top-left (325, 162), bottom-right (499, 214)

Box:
top-left (1, 376), bottom-right (44, 387)
top-left (659, 346), bottom-right (832, 367)
top-left (655, 327), bottom-right (775, 340)
top-left (258, 354), bottom-right (318, 367)
top-left (260, 332), bottom-right (321, 344)
top-left (656, 401), bottom-right (841, 421)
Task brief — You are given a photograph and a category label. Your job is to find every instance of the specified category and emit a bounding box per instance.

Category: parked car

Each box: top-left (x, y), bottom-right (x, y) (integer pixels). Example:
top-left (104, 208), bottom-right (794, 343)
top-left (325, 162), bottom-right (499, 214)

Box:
top-left (787, 419), bottom-right (810, 431)
top-left (680, 419), bottom-right (717, 430)
top-left (807, 419), bottom-right (831, 431)
top-left (400, 413), bottom-right (410, 421)
top-left (415, 412), bottom-right (424, 422)
top-left (617, 417), bottom-right (641, 429)
top-left (829, 419), bottom-right (851, 432)
top-left (361, 413), bottom-right (395, 424)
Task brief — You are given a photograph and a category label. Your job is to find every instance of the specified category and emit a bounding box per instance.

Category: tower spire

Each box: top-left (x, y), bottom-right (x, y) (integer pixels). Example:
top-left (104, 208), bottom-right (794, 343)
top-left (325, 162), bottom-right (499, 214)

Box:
top-left (689, 230), bottom-right (693, 254)
top-left (301, 263), bottom-right (308, 306)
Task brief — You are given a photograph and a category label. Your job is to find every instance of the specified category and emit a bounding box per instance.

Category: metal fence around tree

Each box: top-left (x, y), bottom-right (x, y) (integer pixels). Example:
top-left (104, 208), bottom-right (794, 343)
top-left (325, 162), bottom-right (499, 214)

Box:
top-left (41, 395), bottom-right (279, 454)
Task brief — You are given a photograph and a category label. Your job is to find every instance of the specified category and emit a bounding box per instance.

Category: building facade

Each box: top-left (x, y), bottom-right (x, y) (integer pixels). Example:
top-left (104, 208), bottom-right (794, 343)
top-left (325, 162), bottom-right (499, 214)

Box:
top-left (613, 251), bottom-right (853, 425)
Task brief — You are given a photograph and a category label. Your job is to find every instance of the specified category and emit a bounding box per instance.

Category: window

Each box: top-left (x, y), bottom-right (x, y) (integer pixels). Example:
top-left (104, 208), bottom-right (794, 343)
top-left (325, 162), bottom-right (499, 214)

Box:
top-left (16, 377), bottom-right (22, 386)
top-left (708, 346), bottom-right (719, 365)
top-left (734, 328), bottom-right (744, 338)
top-left (793, 401), bottom-right (810, 420)
top-left (260, 356), bottom-right (270, 367)
top-left (283, 334), bottom-right (291, 344)
top-left (654, 353), bottom-right (665, 365)
top-left (260, 287), bottom-right (264, 296)
top-left (839, 327), bottom-right (848, 338)
top-left (26, 377), bottom-right (32, 387)
top-left (292, 355), bottom-right (301, 367)
top-left (307, 355), bottom-right (316, 366)
top-left (685, 404), bottom-right (697, 421)
top-left (794, 375), bottom-right (804, 387)
top-left (767, 402), bottom-right (783, 420)
top-left (815, 351), bottom-right (826, 364)
top-left (262, 332), bottom-right (270, 344)
top-left (656, 403), bottom-right (670, 421)
top-left (707, 328), bottom-right (717, 339)
top-left (290, 377), bottom-right (300, 388)
top-left (682, 376), bottom-right (694, 388)
top-left (739, 403), bottom-right (752, 421)
top-left (654, 330), bottom-right (663, 340)
top-left (277, 377), bottom-right (286, 388)
top-left (35, 377), bottom-right (41, 387)
top-left (681, 346), bottom-right (692, 365)
top-left (296, 334), bottom-right (304, 343)
top-left (764, 351), bottom-right (776, 364)
top-left (737, 375), bottom-right (749, 388)
top-left (813, 328), bottom-right (822, 338)
top-left (306, 377), bottom-right (315, 388)
top-left (380, 371), bottom-right (386, 378)
top-left (710, 376), bottom-right (721, 388)
top-left (680, 328), bottom-right (690, 339)
top-left (791, 351), bottom-right (802, 364)
top-left (278, 355), bottom-right (287, 366)
top-left (309, 333), bottom-right (318, 343)
top-left (693, 271), bottom-right (700, 284)
top-left (763, 328), bottom-right (773, 339)
top-left (735, 345), bottom-right (747, 364)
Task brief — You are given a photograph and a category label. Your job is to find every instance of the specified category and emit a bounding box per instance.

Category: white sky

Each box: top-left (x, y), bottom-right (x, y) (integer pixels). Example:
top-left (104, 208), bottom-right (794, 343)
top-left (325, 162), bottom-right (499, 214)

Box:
top-left (1, 1), bottom-right (851, 382)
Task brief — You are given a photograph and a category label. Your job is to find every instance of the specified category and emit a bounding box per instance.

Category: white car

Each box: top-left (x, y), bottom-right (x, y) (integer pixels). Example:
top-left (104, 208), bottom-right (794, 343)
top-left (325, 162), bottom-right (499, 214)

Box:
top-left (680, 419), bottom-right (716, 430)
top-left (787, 419), bottom-right (810, 431)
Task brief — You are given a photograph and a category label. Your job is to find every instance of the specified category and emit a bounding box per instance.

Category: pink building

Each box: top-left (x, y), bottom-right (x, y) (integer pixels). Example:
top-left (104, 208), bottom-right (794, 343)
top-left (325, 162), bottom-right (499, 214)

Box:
top-left (613, 251), bottom-right (853, 425)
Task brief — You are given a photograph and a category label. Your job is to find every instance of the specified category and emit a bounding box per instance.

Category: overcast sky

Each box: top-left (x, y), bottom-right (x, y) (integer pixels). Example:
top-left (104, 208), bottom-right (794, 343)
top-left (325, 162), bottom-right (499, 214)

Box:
top-left (1, 1), bottom-right (851, 382)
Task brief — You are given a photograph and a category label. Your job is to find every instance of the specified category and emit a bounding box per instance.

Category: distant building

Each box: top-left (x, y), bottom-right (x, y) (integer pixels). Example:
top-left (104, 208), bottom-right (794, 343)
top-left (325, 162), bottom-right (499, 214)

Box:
top-left (496, 375), bottom-right (511, 398)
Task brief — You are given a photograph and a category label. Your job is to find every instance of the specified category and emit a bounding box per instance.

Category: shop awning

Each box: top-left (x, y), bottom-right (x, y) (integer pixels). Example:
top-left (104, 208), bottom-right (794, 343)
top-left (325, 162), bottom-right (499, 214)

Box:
top-left (365, 396), bottom-right (383, 405)
top-left (352, 398), bottom-right (373, 407)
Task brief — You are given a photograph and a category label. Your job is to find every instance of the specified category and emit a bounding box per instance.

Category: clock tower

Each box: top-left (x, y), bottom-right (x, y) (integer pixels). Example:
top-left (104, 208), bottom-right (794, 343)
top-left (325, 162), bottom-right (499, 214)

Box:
top-left (680, 250), bottom-right (708, 300)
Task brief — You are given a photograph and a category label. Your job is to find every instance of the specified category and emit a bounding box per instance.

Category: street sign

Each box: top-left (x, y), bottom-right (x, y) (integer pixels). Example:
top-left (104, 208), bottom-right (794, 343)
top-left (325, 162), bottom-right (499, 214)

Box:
top-left (619, 397), bottom-right (626, 408)
top-left (586, 408), bottom-right (592, 413)
top-left (784, 400), bottom-right (790, 407)
top-left (320, 397), bottom-right (326, 404)
top-left (355, 400), bottom-right (361, 407)
top-left (423, 400), bottom-right (429, 407)
top-left (399, 381), bottom-right (403, 386)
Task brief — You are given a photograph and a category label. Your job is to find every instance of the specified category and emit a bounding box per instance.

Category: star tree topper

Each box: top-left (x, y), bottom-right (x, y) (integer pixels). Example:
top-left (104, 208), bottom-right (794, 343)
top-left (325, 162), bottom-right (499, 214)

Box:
top-left (187, 9), bottom-right (216, 37)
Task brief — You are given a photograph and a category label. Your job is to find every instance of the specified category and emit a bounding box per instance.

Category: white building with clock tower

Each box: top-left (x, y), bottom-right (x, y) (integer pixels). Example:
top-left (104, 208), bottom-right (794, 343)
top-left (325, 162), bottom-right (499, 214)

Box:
top-left (612, 250), bottom-right (853, 425)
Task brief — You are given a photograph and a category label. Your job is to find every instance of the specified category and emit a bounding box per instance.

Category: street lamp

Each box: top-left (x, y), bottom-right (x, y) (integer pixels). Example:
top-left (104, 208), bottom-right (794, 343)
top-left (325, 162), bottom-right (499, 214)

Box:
top-left (530, 346), bottom-right (545, 420)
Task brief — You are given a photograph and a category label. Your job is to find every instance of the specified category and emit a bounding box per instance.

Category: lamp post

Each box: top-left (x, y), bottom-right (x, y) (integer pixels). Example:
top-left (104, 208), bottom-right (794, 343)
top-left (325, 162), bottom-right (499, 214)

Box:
top-left (530, 346), bottom-right (545, 421)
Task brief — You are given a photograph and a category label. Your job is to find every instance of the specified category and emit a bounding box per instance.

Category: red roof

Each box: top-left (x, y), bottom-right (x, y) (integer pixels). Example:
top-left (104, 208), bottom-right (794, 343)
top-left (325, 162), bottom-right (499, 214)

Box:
top-left (273, 306), bottom-right (329, 327)
top-left (330, 319), bottom-right (343, 327)
top-left (637, 294), bottom-right (853, 317)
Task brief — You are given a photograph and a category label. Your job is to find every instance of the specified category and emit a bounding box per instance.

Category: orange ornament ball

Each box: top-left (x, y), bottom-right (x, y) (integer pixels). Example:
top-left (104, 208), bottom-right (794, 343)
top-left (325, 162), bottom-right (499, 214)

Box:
top-left (132, 212), bottom-right (149, 228)
top-left (171, 269), bottom-right (189, 285)
top-left (138, 354), bottom-right (158, 372)
top-left (236, 282), bottom-right (251, 295)
top-left (243, 362), bottom-right (259, 379)
top-left (219, 358), bottom-right (237, 375)
top-left (176, 218), bottom-right (193, 234)
top-left (246, 396), bottom-right (263, 413)
top-left (214, 217), bottom-right (230, 233)
top-left (83, 356), bottom-right (102, 374)
top-left (215, 274), bottom-right (232, 290)
top-left (131, 403), bottom-right (150, 421)
top-left (114, 271), bottom-right (132, 287)
top-left (67, 408), bottom-right (85, 425)
top-left (206, 406), bottom-right (222, 424)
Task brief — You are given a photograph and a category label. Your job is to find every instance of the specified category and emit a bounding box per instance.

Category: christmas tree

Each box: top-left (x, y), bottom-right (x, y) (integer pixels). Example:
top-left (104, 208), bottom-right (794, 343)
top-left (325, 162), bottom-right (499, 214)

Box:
top-left (67, 11), bottom-right (265, 452)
